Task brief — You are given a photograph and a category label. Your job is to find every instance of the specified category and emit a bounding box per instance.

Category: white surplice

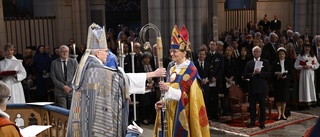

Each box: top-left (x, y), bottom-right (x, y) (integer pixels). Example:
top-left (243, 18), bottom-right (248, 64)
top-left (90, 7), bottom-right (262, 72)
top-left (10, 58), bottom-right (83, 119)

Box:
top-left (294, 54), bottom-right (320, 102)
top-left (0, 56), bottom-right (26, 103)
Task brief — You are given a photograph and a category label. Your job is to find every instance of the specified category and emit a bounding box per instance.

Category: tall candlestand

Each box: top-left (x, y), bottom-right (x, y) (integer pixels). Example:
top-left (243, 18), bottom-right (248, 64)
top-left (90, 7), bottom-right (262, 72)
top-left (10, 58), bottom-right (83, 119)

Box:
top-left (129, 51), bottom-right (137, 122)
top-left (118, 46), bottom-right (122, 67)
top-left (71, 43), bottom-right (78, 59)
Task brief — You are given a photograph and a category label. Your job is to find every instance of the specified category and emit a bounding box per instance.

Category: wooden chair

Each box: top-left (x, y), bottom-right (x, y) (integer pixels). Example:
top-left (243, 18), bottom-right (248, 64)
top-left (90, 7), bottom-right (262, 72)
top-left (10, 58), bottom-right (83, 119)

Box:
top-left (265, 96), bottom-right (274, 120)
top-left (229, 84), bottom-right (250, 126)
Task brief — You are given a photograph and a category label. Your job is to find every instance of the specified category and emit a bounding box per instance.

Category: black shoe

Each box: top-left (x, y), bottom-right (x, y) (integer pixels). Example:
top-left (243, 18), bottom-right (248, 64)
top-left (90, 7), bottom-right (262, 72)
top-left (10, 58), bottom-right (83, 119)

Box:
top-left (275, 117), bottom-right (281, 121)
top-left (281, 117), bottom-right (287, 120)
top-left (260, 124), bottom-right (265, 129)
top-left (247, 123), bottom-right (255, 128)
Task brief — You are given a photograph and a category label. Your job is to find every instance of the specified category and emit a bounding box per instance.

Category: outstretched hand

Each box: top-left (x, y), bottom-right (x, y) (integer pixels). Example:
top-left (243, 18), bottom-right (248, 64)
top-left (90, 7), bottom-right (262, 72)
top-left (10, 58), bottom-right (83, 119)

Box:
top-left (154, 68), bottom-right (166, 77)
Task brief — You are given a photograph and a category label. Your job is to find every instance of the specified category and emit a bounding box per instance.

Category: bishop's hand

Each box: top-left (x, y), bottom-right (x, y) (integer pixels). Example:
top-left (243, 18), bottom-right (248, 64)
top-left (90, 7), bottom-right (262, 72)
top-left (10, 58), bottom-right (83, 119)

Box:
top-left (159, 81), bottom-right (169, 92)
top-left (155, 100), bottom-right (165, 112)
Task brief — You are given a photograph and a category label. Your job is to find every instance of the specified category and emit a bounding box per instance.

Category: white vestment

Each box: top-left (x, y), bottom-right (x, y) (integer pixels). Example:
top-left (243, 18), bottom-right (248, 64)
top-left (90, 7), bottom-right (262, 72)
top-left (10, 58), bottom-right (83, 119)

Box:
top-left (0, 57), bottom-right (26, 103)
top-left (294, 54), bottom-right (320, 102)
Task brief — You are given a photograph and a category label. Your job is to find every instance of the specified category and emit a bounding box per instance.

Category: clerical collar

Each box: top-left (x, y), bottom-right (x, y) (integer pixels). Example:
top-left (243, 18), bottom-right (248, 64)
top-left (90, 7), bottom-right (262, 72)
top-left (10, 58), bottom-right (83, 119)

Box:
top-left (254, 57), bottom-right (261, 61)
top-left (175, 60), bottom-right (190, 69)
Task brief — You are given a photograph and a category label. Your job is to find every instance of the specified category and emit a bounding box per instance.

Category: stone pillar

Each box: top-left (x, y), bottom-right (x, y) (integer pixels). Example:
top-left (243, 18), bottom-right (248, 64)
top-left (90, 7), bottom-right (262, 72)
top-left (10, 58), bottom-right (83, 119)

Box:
top-left (147, 0), bottom-right (161, 46)
top-left (55, 0), bottom-right (73, 45)
top-left (72, 0), bottom-right (88, 45)
top-left (293, 0), bottom-right (320, 35)
top-left (0, 0), bottom-right (6, 48)
top-left (141, 0), bottom-right (148, 25)
top-left (186, 0), bottom-right (195, 51)
top-left (217, 0), bottom-right (226, 36)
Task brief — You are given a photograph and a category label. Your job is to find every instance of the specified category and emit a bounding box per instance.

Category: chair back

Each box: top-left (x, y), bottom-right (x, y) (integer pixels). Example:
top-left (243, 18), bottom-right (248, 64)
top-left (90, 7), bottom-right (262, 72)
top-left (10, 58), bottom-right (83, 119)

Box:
top-left (229, 84), bottom-right (243, 103)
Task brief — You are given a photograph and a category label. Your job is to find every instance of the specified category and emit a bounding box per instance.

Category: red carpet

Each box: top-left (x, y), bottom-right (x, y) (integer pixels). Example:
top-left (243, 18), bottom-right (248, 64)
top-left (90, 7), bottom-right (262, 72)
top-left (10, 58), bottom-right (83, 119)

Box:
top-left (227, 113), bottom-right (280, 127)
top-left (210, 111), bottom-right (317, 136)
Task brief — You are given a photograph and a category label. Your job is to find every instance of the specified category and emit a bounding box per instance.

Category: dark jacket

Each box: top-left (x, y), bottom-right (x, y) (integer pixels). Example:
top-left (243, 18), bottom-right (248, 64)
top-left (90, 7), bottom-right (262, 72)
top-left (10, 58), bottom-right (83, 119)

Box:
top-left (243, 59), bottom-right (270, 94)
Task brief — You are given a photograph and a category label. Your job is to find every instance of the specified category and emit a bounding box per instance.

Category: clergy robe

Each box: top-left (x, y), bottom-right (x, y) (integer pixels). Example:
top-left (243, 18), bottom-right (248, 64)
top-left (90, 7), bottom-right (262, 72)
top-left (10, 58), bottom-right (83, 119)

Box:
top-left (67, 55), bottom-right (147, 137)
top-left (0, 57), bottom-right (26, 103)
top-left (294, 54), bottom-right (319, 102)
top-left (153, 60), bottom-right (210, 137)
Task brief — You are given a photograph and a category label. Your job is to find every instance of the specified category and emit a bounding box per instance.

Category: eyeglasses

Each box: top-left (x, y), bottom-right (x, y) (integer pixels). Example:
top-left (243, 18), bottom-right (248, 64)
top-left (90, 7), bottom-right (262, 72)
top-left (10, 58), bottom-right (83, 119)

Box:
top-left (7, 96), bottom-right (11, 101)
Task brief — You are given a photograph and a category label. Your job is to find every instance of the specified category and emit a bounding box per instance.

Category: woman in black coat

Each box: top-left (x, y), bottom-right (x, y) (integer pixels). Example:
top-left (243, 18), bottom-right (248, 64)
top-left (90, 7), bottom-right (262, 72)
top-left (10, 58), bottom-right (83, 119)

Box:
top-left (271, 47), bottom-right (292, 120)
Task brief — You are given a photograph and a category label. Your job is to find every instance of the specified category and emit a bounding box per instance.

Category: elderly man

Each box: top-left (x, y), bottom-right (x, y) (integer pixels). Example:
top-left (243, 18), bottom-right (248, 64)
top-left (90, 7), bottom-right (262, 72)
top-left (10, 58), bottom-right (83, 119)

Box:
top-left (67, 23), bottom-right (165, 137)
top-left (50, 45), bottom-right (78, 109)
top-left (244, 46), bottom-right (270, 129)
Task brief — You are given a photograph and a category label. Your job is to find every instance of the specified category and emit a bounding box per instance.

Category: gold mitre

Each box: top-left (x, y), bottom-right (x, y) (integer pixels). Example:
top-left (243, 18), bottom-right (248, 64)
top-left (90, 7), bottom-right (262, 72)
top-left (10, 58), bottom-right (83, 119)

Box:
top-left (86, 23), bottom-right (108, 49)
top-left (170, 25), bottom-right (190, 51)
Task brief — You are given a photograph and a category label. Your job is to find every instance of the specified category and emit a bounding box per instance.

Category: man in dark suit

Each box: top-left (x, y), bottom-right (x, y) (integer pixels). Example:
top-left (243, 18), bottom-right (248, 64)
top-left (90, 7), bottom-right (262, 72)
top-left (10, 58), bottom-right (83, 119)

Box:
top-left (270, 14), bottom-right (281, 36)
top-left (51, 45), bottom-right (78, 109)
top-left (194, 49), bottom-right (212, 118)
top-left (244, 46), bottom-right (270, 129)
top-left (206, 41), bottom-right (224, 120)
top-left (300, 27), bottom-right (313, 43)
top-left (262, 33), bottom-right (279, 65)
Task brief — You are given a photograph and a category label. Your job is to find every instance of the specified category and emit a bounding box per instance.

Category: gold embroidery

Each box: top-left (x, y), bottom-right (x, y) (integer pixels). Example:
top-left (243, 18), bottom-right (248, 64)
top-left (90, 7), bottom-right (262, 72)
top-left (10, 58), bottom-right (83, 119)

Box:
top-left (183, 74), bottom-right (190, 81)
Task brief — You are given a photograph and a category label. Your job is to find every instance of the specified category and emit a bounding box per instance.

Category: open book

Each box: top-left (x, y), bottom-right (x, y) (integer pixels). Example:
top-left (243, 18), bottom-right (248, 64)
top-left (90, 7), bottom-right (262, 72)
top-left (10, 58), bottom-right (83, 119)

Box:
top-left (127, 121), bottom-right (143, 135)
top-left (20, 125), bottom-right (51, 137)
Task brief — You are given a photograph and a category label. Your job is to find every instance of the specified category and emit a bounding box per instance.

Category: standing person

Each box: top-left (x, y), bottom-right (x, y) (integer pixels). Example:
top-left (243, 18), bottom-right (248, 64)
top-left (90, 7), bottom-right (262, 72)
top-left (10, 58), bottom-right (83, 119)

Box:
top-left (0, 81), bottom-right (23, 136)
top-left (50, 45), bottom-right (78, 109)
top-left (258, 15), bottom-right (270, 35)
top-left (270, 14), bottom-right (281, 36)
top-left (194, 49), bottom-right (211, 119)
top-left (0, 43), bottom-right (26, 103)
top-left (244, 46), bottom-right (270, 129)
top-left (294, 43), bottom-right (319, 108)
top-left (262, 33), bottom-right (279, 65)
top-left (206, 40), bottom-right (224, 120)
top-left (236, 47), bottom-right (251, 94)
top-left (136, 52), bottom-right (155, 125)
top-left (33, 45), bottom-right (52, 101)
top-left (222, 46), bottom-right (237, 116)
top-left (67, 23), bottom-right (166, 137)
top-left (22, 47), bottom-right (34, 102)
top-left (13, 46), bottom-right (23, 60)
top-left (271, 47), bottom-right (292, 120)
top-left (313, 36), bottom-right (320, 106)
top-left (154, 25), bottom-right (210, 137)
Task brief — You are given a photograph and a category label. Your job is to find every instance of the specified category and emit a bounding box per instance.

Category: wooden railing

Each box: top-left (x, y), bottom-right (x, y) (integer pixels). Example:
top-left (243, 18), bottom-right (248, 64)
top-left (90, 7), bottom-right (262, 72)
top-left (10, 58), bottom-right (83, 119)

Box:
top-left (4, 16), bottom-right (56, 53)
top-left (225, 9), bottom-right (255, 31)
top-left (6, 104), bottom-right (69, 137)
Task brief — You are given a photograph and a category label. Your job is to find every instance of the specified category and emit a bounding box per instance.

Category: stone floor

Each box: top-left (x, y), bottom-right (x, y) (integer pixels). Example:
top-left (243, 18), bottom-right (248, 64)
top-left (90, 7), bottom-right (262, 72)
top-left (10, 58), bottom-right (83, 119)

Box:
top-left (139, 106), bottom-right (319, 137)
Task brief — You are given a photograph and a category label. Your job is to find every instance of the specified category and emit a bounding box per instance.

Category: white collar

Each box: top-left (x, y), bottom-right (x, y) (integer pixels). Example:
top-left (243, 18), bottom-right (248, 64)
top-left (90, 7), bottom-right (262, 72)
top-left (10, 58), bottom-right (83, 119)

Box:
top-left (60, 58), bottom-right (69, 62)
top-left (89, 55), bottom-right (103, 65)
top-left (5, 56), bottom-right (17, 61)
top-left (0, 109), bottom-right (10, 119)
top-left (175, 60), bottom-right (190, 69)
top-left (254, 57), bottom-right (261, 61)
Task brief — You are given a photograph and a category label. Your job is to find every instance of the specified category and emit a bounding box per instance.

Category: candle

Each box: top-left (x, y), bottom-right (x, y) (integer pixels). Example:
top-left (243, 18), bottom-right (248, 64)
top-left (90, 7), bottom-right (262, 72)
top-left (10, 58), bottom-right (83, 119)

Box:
top-left (121, 43), bottom-right (124, 54)
top-left (73, 43), bottom-right (76, 55)
top-left (118, 41), bottom-right (121, 53)
top-left (131, 41), bottom-right (134, 52)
